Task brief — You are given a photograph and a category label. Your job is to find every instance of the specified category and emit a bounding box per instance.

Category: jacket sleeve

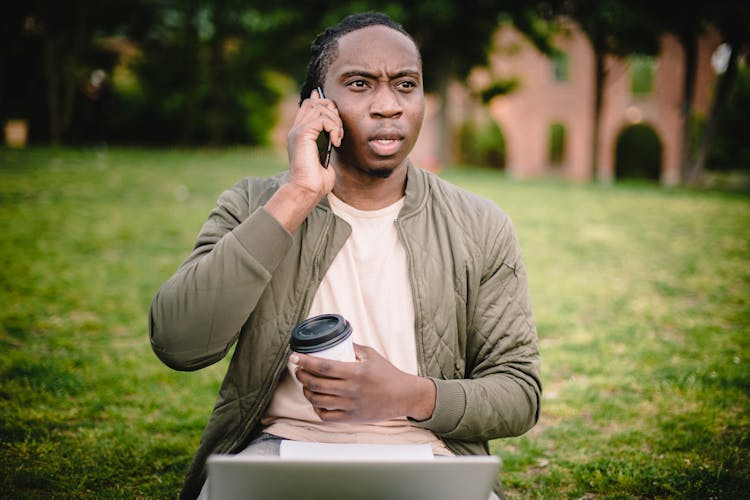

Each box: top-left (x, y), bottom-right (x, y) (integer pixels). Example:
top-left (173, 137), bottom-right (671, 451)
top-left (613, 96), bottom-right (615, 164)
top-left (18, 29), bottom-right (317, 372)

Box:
top-left (417, 214), bottom-right (541, 440)
top-left (148, 180), bottom-right (293, 371)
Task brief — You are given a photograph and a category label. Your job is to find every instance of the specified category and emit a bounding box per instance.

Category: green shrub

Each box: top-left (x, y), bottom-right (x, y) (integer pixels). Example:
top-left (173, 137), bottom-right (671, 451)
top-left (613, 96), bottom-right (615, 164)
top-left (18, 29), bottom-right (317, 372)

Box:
top-left (457, 118), bottom-right (506, 168)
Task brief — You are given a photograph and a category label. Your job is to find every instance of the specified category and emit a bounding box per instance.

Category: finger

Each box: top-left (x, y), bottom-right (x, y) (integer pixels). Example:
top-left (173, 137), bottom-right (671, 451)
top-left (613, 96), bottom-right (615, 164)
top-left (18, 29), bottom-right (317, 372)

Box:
top-left (297, 101), bottom-right (338, 126)
top-left (293, 110), bottom-right (342, 149)
top-left (300, 94), bottom-right (343, 145)
top-left (352, 343), bottom-right (368, 358)
top-left (304, 91), bottom-right (336, 113)
top-left (302, 387), bottom-right (355, 411)
top-left (296, 353), bottom-right (356, 378)
top-left (352, 343), bottom-right (381, 362)
top-left (331, 123), bottom-right (344, 148)
top-left (313, 407), bottom-right (349, 422)
top-left (295, 369), bottom-right (352, 396)
top-left (319, 114), bottom-right (343, 140)
top-left (307, 88), bottom-right (325, 102)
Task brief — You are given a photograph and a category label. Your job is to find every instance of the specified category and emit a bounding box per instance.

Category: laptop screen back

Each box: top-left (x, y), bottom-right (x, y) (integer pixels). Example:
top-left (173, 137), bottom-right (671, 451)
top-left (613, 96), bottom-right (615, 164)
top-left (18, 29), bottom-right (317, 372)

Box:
top-left (207, 454), bottom-right (501, 500)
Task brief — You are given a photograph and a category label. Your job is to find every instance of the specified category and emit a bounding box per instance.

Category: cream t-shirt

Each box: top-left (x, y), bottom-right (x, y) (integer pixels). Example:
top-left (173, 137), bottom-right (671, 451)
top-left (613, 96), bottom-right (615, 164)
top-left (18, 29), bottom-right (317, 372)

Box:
top-left (262, 192), bottom-right (452, 455)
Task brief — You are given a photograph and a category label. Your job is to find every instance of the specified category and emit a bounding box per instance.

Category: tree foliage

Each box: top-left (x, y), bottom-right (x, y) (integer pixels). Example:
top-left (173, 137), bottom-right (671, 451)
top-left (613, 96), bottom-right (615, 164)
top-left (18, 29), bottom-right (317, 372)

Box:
top-left (2, 0), bottom-right (562, 146)
top-left (2, 0), bottom-right (747, 161)
top-left (1, 0), bottom-right (153, 144)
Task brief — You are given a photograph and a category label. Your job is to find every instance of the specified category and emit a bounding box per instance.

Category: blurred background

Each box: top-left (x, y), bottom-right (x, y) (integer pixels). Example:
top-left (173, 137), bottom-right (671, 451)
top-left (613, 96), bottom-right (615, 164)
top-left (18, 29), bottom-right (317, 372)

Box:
top-left (2, 0), bottom-right (749, 187)
top-left (1, 1), bottom-right (749, 498)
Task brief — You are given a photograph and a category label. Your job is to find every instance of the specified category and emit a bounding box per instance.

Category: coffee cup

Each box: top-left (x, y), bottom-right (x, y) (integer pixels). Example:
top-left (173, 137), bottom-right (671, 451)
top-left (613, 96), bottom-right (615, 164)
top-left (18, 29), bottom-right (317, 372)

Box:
top-left (290, 314), bottom-right (356, 362)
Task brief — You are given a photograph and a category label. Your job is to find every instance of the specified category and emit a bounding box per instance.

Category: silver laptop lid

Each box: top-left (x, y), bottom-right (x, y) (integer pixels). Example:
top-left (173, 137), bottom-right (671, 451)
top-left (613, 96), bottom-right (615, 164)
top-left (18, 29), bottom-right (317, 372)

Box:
top-left (207, 454), bottom-right (501, 500)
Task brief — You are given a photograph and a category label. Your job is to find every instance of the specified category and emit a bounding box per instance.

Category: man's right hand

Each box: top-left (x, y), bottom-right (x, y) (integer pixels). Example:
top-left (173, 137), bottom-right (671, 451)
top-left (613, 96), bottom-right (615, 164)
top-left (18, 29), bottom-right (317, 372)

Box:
top-left (287, 89), bottom-right (342, 199)
top-left (264, 89), bottom-right (343, 233)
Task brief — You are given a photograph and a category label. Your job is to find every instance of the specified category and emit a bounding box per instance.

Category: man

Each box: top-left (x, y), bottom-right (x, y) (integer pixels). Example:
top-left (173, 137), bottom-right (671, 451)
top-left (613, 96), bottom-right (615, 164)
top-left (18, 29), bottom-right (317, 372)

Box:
top-left (149, 12), bottom-right (541, 500)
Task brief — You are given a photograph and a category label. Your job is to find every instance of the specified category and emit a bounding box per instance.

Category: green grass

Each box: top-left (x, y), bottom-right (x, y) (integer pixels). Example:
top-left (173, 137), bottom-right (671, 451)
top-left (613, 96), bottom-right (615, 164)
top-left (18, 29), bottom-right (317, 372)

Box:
top-left (1, 148), bottom-right (748, 498)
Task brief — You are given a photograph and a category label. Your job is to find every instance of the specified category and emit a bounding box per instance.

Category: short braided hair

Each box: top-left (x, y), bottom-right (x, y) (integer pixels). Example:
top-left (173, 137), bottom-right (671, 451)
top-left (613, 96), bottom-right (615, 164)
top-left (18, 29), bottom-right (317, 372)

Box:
top-left (299, 12), bottom-right (417, 104)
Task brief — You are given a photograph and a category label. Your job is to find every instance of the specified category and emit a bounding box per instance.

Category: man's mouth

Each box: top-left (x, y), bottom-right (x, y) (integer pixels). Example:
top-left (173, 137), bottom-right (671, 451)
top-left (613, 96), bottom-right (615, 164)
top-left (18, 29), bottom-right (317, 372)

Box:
top-left (368, 133), bottom-right (403, 156)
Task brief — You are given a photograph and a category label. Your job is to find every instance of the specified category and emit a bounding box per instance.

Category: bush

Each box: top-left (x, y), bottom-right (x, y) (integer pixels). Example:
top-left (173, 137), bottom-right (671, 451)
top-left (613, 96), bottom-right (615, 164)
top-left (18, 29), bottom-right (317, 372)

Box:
top-left (709, 64), bottom-right (750, 171)
top-left (457, 118), bottom-right (506, 168)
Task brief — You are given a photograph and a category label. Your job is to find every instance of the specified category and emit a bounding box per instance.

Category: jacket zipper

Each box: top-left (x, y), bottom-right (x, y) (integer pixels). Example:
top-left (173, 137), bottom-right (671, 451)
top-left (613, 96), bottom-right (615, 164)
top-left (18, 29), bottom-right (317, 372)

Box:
top-left (394, 219), bottom-right (426, 378)
top-left (229, 209), bottom-right (335, 451)
top-left (395, 217), bottom-right (456, 455)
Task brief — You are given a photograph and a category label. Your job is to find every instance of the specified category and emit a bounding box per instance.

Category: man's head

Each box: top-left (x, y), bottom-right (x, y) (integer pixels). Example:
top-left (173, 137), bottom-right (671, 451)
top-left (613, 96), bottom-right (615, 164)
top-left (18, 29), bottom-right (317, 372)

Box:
top-left (299, 12), bottom-right (418, 103)
top-left (301, 13), bottom-right (425, 179)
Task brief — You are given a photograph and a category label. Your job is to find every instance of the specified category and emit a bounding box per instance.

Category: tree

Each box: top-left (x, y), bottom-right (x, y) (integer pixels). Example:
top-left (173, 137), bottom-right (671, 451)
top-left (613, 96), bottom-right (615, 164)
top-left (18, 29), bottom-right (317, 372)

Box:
top-left (631, 1), bottom-right (708, 184)
top-left (3, 0), bottom-right (565, 147)
top-left (629, 1), bottom-right (750, 185)
top-left (709, 62), bottom-right (750, 172)
top-left (117, 0), bottom-right (317, 145)
top-left (684, 1), bottom-right (750, 184)
top-left (0, 3), bottom-right (41, 135)
top-left (0, 0), bottom-right (152, 145)
top-left (560, 0), bottom-right (660, 182)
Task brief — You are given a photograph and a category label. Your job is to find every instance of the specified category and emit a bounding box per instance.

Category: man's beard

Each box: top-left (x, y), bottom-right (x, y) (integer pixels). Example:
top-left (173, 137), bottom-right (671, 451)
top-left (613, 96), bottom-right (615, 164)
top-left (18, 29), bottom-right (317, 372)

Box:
top-left (363, 166), bottom-right (395, 179)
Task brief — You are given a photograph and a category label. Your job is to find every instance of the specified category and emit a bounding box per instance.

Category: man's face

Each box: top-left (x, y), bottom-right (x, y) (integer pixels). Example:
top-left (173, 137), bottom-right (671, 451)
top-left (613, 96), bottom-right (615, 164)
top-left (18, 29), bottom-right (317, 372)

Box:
top-left (323, 25), bottom-right (424, 178)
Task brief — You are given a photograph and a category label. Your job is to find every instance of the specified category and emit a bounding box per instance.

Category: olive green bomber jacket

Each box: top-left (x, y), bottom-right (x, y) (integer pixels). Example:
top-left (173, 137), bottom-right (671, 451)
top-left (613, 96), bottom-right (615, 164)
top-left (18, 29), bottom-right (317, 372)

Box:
top-left (149, 163), bottom-right (541, 499)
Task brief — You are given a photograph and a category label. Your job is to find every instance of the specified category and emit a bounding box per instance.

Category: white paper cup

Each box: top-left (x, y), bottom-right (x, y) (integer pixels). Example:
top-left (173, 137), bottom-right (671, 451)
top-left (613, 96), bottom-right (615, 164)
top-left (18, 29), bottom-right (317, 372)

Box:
top-left (290, 314), bottom-right (356, 362)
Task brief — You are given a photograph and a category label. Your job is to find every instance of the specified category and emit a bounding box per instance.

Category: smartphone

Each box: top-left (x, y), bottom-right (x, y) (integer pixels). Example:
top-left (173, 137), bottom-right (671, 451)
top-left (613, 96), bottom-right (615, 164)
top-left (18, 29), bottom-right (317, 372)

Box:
top-left (316, 86), bottom-right (333, 168)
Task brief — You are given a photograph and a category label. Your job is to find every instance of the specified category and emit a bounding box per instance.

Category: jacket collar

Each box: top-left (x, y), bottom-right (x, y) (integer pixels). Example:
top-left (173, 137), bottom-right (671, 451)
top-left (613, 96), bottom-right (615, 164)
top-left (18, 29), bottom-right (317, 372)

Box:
top-left (314, 160), bottom-right (429, 217)
top-left (400, 161), bottom-right (429, 219)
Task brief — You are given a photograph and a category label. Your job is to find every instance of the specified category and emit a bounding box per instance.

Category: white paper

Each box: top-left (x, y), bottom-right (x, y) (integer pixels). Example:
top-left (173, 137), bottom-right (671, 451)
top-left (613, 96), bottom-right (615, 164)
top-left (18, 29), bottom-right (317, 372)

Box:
top-left (279, 441), bottom-right (434, 460)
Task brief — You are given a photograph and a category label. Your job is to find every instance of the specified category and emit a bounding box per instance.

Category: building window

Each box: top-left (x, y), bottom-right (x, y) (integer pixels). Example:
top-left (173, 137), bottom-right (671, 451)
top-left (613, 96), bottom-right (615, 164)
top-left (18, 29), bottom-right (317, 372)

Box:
top-left (548, 122), bottom-right (566, 166)
top-left (552, 51), bottom-right (569, 82)
top-left (630, 55), bottom-right (655, 96)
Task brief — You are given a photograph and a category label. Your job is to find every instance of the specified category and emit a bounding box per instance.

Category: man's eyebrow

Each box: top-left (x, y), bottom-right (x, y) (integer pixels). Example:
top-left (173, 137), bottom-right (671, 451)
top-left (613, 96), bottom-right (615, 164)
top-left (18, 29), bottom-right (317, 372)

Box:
top-left (391, 69), bottom-right (421, 79)
top-left (339, 69), bottom-right (421, 80)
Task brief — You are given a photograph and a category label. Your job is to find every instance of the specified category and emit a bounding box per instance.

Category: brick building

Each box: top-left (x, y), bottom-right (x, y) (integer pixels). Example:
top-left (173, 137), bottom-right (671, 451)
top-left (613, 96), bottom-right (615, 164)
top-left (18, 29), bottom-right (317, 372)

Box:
top-left (411, 20), bottom-right (725, 185)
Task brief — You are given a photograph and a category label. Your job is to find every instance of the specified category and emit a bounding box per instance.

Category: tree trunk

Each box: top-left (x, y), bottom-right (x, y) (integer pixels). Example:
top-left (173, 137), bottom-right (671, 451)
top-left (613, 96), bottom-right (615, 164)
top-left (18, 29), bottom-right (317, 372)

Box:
top-left (44, 39), bottom-right (61, 145)
top-left (41, 0), bottom-right (62, 145)
top-left (591, 47), bottom-right (606, 182)
top-left (433, 52), bottom-right (455, 167)
top-left (42, 1), bottom-right (87, 146)
top-left (685, 43), bottom-right (739, 185)
top-left (679, 31), bottom-right (698, 183)
top-left (0, 43), bottom-right (6, 122)
top-left (180, 2), bottom-right (201, 145)
top-left (208, 1), bottom-right (229, 146)
top-left (207, 40), bottom-right (228, 146)
top-left (61, 3), bottom-right (88, 139)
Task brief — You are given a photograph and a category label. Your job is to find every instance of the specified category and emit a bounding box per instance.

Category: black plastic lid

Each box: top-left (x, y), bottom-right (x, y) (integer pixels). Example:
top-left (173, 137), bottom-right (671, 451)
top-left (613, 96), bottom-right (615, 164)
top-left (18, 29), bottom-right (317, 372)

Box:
top-left (290, 314), bottom-right (353, 354)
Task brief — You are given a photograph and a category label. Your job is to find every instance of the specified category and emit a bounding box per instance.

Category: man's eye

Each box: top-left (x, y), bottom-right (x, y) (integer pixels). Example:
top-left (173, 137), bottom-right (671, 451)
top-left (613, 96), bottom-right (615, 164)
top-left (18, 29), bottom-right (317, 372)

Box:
top-left (348, 80), bottom-right (368, 89)
top-left (397, 81), bottom-right (417, 90)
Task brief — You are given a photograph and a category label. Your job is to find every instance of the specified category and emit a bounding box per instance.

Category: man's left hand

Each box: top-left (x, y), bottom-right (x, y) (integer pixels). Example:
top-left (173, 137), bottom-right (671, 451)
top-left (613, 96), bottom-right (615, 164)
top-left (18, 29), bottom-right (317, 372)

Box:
top-left (292, 343), bottom-right (436, 423)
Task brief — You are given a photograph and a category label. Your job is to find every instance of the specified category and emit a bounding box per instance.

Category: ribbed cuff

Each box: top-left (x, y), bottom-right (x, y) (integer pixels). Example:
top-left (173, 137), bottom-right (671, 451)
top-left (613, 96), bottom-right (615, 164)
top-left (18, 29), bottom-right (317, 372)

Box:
top-left (232, 207), bottom-right (294, 273)
top-left (409, 378), bottom-right (466, 434)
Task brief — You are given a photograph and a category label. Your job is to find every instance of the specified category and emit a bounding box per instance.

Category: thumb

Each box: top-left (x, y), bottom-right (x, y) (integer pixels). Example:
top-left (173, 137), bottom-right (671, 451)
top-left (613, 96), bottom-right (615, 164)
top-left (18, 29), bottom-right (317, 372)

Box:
top-left (352, 343), bottom-right (374, 360)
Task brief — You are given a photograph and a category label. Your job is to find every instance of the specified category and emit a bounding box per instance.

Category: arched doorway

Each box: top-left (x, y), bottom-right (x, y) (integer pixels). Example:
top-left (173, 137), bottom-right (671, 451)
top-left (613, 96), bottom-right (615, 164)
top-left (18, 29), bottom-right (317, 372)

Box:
top-left (457, 115), bottom-right (507, 169)
top-left (614, 124), bottom-right (663, 181)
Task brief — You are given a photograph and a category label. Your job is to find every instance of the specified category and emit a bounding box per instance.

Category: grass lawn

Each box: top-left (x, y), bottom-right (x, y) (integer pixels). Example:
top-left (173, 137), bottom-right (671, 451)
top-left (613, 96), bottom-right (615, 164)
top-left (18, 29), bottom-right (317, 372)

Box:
top-left (1, 147), bottom-right (748, 498)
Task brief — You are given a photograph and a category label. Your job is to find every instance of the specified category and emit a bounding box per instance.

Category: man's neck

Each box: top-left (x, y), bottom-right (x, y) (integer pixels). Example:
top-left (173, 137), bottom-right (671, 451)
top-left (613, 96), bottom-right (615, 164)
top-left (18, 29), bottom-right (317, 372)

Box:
top-left (332, 162), bottom-right (408, 210)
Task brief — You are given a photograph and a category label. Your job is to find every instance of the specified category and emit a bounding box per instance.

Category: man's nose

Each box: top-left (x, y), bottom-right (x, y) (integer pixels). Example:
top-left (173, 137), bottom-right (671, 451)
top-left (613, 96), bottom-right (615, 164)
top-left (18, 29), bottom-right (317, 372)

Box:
top-left (370, 85), bottom-right (403, 118)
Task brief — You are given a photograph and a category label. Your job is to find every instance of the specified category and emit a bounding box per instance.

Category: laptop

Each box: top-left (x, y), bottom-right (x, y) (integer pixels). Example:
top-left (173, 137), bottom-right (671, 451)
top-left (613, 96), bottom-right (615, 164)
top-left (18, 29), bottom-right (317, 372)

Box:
top-left (206, 453), bottom-right (501, 500)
